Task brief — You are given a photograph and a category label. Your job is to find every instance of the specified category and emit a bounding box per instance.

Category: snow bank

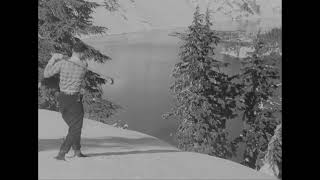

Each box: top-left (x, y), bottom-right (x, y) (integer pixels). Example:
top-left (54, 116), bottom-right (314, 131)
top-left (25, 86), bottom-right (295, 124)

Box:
top-left (39, 109), bottom-right (276, 179)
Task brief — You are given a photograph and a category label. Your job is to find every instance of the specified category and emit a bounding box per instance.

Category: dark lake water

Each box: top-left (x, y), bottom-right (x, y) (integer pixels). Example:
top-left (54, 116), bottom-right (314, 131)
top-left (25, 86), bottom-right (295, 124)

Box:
top-left (84, 30), bottom-right (249, 146)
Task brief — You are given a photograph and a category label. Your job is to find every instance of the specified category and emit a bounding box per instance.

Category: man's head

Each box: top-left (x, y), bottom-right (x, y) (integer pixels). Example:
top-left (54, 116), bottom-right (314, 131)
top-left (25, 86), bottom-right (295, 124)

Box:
top-left (72, 41), bottom-right (88, 60)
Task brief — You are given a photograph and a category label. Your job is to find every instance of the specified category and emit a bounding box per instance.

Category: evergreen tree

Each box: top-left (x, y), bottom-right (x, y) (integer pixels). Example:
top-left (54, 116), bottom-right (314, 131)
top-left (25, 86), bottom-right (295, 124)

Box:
top-left (38, 0), bottom-right (122, 122)
top-left (233, 28), bottom-right (282, 170)
top-left (164, 7), bottom-right (241, 159)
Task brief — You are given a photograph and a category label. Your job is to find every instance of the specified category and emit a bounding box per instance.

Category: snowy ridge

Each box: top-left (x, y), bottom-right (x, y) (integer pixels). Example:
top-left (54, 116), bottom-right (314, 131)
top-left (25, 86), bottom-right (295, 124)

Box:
top-left (39, 109), bottom-right (277, 179)
top-left (87, 0), bottom-right (281, 35)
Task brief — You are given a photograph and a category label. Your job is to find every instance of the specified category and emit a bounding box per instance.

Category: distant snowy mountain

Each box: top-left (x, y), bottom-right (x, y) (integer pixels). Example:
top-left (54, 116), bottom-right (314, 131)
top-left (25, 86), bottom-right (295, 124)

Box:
top-left (87, 0), bottom-right (281, 35)
top-left (187, 0), bottom-right (281, 20)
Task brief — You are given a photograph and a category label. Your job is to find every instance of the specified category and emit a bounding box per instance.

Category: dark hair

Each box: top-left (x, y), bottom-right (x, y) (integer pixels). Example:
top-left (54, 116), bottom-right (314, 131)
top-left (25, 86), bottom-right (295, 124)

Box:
top-left (72, 41), bottom-right (87, 53)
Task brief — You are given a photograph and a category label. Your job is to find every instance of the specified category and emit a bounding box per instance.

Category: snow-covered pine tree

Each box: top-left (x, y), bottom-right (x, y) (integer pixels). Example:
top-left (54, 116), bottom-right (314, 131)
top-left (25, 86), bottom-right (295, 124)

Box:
top-left (38, 0), bottom-right (122, 122)
top-left (233, 28), bottom-right (282, 170)
top-left (164, 7), bottom-right (241, 159)
top-left (259, 123), bottom-right (282, 178)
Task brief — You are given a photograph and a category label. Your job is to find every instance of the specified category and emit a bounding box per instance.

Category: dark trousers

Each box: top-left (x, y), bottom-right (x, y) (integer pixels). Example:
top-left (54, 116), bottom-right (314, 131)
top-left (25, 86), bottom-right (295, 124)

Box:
top-left (58, 92), bottom-right (84, 153)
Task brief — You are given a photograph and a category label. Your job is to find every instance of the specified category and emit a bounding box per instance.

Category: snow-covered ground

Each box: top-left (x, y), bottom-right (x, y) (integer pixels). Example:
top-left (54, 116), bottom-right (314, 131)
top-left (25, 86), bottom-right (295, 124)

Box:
top-left (39, 109), bottom-right (277, 179)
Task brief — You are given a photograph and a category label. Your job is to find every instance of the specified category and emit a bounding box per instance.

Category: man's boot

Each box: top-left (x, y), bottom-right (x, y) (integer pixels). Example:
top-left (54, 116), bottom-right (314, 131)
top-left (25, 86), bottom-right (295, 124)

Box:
top-left (54, 151), bottom-right (66, 161)
top-left (74, 150), bottom-right (88, 158)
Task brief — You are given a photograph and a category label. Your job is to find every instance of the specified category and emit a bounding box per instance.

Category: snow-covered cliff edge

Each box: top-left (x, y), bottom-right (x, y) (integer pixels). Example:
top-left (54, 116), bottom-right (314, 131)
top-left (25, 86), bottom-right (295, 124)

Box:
top-left (39, 109), bottom-right (276, 179)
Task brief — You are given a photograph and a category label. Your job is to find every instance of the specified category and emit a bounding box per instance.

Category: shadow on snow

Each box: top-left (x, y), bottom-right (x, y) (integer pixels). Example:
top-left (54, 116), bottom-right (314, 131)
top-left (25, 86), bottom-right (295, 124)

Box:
top-left (39, 136), bottom-right (180, 156)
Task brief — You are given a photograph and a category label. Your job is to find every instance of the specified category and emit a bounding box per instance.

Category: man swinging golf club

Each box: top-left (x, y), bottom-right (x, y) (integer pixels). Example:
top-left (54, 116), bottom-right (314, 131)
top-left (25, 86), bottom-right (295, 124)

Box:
top-left (43, 41), bottom-right (113, 161)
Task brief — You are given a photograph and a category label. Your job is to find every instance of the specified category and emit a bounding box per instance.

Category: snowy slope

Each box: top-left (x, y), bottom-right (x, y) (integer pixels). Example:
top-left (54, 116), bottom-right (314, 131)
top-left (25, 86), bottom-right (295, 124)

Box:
top-left (86, 0), bottom-right (281, 35)
top-left (39, 109), bottom-right (277, 179)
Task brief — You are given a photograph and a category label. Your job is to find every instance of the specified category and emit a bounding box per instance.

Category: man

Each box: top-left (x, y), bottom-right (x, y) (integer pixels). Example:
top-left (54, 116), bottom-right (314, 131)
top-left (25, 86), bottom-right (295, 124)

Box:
top-left (43, 42), bottom-right (89, 161)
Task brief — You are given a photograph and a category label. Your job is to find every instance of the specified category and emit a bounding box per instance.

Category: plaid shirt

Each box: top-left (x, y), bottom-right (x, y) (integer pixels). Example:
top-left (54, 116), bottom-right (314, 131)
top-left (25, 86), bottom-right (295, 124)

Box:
top-left (44, 57), bottom-right (87, 94)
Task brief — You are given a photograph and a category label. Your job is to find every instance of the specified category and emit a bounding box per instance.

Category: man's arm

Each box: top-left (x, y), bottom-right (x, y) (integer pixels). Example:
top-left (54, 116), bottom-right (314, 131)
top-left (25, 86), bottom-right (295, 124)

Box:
top-left (43, 55), bottom-right (63, 78)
